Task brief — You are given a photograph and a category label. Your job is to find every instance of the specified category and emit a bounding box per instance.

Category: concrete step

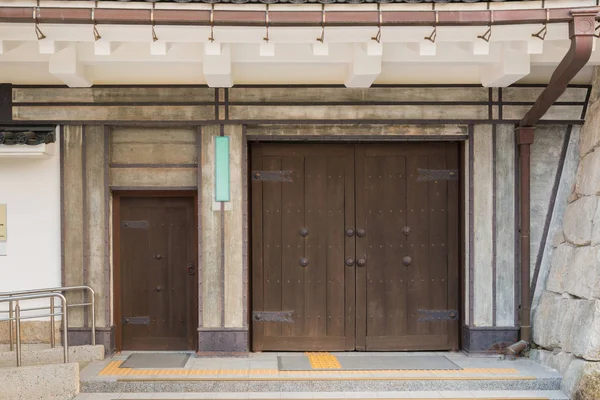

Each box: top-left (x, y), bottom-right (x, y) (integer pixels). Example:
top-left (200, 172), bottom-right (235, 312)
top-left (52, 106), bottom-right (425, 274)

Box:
top-left (74, 391), bottom-right (569, 399)
top-left (80, 376), bottom-right (562, 394)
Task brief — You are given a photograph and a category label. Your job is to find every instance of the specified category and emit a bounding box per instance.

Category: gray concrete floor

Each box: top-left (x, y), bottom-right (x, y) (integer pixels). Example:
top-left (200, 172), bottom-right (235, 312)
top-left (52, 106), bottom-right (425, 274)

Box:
top-left (80, 351), bottom-right (562, 381)
top-left (77, 352), bottom-right (567, 399)
top-left (73, 390), bottom-right (569, 399)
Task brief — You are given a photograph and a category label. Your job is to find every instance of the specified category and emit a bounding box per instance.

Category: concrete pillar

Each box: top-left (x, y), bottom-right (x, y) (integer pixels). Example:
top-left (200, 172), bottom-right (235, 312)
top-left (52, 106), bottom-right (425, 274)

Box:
top-left (463, 124), bottom-right (519, 352)
top-left (62, 126), bottom-right (84, 328)
top-left (198, 125), bottom-right (248, 353)
top-left (62, 125), bottom-right (113, 351)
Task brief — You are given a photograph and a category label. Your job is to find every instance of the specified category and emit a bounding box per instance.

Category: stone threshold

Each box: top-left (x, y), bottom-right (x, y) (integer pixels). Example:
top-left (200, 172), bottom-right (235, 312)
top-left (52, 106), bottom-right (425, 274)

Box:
top-left (73, 390), bottom-right (569, 399)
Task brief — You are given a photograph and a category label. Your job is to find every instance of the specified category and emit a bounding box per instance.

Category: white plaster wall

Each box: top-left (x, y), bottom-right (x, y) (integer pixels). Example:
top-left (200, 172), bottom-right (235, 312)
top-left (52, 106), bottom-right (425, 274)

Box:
top-left (0, 136), bottom-right (61, 318)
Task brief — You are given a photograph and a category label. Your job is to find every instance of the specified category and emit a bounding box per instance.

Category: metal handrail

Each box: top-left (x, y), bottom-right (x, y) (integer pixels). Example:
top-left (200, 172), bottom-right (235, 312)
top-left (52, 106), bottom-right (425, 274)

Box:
top-left (0, 293), bottom-right (68, 366)
top-left (0, 285), bottom-right (96, 351)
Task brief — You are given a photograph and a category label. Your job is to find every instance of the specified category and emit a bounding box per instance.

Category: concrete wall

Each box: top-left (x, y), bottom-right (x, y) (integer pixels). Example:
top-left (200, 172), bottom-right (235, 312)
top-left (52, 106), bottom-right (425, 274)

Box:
top-left (0, 135), bottom-right (61, 344)
top-left (462, 122), bottom-right (577, 352)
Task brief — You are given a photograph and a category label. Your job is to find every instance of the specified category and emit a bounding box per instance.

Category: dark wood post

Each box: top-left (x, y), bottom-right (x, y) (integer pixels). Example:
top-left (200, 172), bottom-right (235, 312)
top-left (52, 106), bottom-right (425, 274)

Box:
top-left (516, 126), bottom-right (535, 343)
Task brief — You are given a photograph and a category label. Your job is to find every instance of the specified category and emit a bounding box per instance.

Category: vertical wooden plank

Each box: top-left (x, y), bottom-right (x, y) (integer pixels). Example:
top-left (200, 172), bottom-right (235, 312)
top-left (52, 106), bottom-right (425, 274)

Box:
top-left (407, 154), bottom-right (430, 336)
top-left (382, 156), bottom-right (406, 337)
top-left (495, 125), bottom-right (516, 326)
top-left (224, 125), bottom-right (244, 328)
top-left (85, 126), bottom-right (107, 328)
top-left (251, 146), bottom-right (264, 351)
top-left (365, 156), bottom-right (385, 339)
top-left (120, 198), bottom-right (152, 348)
top-left (187, 195), bottom-right (198, 349)
top-left (428, 150), bottom-right (448, 338)
top-left (63, 126), bottom-right (84, 327)
top-left (473, 125), bottom-right (494, 326)
top-left (343, 149), bottom-right (356, 350)
top-left (446, 143), bottom-right (460, 350)
top-left (201, 125), bottom-right (222, 328)
top-left (354, 146), bottom-right (367, 350)
top-left (167, 200), bottom-right (188, 345)
top-left (150, 202), bottom-right (168, 345)
top-left (304, 155), bottom-right (328, 337)
top-left (262, 156), bottom-right (283, 338)
top-left (281, 156), bottom-right (305, 338)
top-left (325, 156), bottom-right (346, 339)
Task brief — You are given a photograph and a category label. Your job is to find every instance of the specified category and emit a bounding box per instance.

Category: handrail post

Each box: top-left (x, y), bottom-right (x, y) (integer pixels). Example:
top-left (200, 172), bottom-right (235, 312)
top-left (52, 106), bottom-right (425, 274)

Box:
top-left (50, 297), bottom-right (55, 348)
top-left (62, 297), bottom-right (68, 364)
top-left (8, 299), bottom-right (13, 351)
top-left (89, 287), bottom-right (96, 346)
top-left (15, 301), bottom-right (21, 367)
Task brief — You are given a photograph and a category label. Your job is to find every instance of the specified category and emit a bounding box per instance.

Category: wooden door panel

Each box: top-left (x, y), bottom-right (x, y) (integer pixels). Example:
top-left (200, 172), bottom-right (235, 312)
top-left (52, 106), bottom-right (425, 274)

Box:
top-left (356, 143), bottom-right (460, 351)
top-left (251, 144), bottom-right (355, 351)
top-left (119, 196), bottom-right (196, 351)
top-left (261, 156), bottom-right (284, 340)
top-left (281, 156), bottom-right (305, 339)
top-left (252, 142), bottom-right (459, 352)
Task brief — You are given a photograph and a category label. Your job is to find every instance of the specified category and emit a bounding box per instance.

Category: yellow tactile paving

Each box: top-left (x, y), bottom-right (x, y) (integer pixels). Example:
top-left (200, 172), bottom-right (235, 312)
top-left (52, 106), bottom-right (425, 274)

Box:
top-left (98, 360), bottom-right (520, 378)
top-left (306, 352), bottom-right (342, 369)
top-left (98, 359), bottom-right (523, 381)
top-left (117, 376), bottom-right (537, 382)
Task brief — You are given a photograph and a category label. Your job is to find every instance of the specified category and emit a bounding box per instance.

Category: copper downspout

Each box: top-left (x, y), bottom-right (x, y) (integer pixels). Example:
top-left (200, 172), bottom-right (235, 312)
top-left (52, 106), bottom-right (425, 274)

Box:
top-left (510, 8), bottom-right (598, 354)
top-left (516, 125), bottom-right (535, 345)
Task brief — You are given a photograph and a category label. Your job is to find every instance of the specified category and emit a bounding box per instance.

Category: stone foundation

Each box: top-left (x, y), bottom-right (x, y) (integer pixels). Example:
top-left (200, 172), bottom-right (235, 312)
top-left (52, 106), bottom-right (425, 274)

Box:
top-left (0, 320), bottom-right (61, 345)
top-left (533, 68), bottom-right (600, 398)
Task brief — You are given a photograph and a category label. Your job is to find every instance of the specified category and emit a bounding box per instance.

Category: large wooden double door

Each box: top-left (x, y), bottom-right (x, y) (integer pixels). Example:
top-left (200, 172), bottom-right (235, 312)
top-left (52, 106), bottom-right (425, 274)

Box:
top-left (251, 143), bottom-right (459, 351)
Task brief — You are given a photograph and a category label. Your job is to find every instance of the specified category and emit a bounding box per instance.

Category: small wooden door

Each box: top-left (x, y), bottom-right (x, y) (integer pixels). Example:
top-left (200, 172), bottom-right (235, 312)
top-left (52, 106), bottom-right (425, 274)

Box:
top-left (117, 195), bottom-right (197, 351)
top-left (251, 144), bottom-right (355, 351)
top-left (355, 143), bottom-right (459, 351)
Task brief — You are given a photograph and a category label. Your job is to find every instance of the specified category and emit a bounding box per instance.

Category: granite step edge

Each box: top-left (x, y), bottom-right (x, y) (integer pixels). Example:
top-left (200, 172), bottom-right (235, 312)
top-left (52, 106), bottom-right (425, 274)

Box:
top-left (80, 377), bottom-right (562, 393)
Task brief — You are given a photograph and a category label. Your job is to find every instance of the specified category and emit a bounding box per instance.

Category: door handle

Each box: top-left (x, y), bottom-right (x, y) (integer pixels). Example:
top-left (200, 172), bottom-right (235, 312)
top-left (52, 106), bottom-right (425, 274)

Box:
top-left (357, 229), bottom-right (366, 237)
top-left (345, 258), bottom-right (355, 267)
top-left (403, 256), bottom-right (412, 266)
top-left (357, 259), bottom-right (366, 267)
top-left (300, 258), bottom-right (309, 267)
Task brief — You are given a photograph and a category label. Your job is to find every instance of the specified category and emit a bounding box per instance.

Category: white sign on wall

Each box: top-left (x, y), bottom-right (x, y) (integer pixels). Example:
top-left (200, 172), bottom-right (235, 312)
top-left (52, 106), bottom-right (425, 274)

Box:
top-left (0, 204), bottom-right (6, 256)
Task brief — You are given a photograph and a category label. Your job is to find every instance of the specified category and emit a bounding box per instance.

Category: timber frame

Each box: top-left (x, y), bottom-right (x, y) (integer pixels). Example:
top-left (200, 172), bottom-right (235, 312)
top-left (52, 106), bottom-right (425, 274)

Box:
top-left (0, 84), bottom-right (592, 127)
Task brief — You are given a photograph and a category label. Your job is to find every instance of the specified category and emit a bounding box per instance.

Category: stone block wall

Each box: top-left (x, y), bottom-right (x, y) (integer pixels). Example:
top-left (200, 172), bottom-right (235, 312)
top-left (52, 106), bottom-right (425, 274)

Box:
top-left (532, 69), bottom-right (600, 397)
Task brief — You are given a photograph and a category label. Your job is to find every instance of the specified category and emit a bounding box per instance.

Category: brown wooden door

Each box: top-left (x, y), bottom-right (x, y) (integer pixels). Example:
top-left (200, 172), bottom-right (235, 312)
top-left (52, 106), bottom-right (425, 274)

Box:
top-left (118, 196), bottom-right (197, 350)
top-left (251, 143), bottom-right (459, 352)
top-left (251, 144), bottom-right (355, 351)
top-left (355, 143), bottom-right (460, 351)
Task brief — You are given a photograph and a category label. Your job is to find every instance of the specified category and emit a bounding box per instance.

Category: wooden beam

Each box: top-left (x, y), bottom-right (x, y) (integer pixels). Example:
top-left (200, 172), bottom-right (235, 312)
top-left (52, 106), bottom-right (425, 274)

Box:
top-left (49, 45), bottom-right (93, 88)
top-left (480, 42), bottom-right (530, 88)
top-left (203, 43), bottom-right (233, 88)
top-left (344, 43), bottom-right (381, 88)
